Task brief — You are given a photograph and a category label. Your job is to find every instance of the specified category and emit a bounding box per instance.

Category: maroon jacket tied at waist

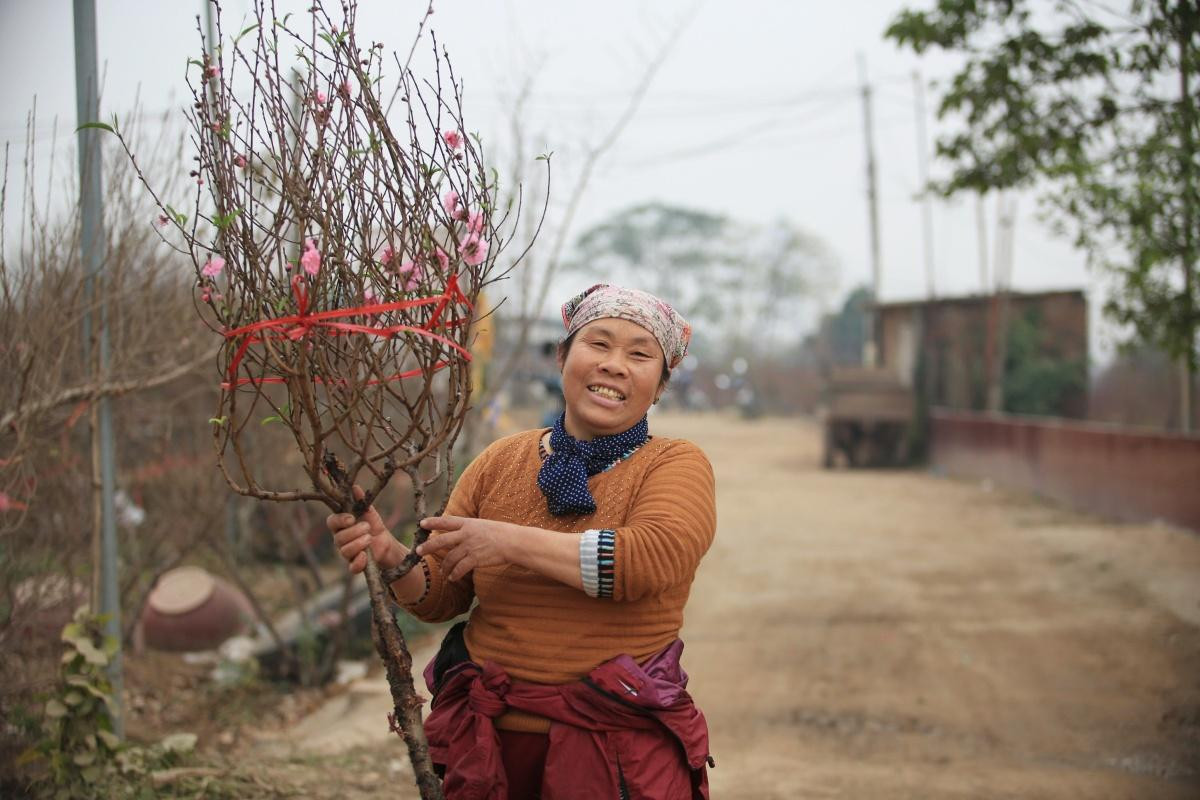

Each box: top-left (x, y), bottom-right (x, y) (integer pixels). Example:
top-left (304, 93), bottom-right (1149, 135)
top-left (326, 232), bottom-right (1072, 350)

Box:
top-left (423, 639), bottom-right (712, 800)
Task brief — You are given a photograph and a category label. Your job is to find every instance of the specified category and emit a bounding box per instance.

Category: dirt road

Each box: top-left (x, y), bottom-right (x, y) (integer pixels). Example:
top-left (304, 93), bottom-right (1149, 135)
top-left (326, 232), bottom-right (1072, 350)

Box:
top-left (668, 413), bottom-right (1200, 799)
top-left (258, 412), bottom-right (1200, 798)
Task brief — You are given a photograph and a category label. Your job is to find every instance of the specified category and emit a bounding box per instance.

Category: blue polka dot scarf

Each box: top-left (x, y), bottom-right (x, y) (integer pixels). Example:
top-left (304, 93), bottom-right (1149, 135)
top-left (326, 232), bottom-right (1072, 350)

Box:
top-left (537, 413), bottom-right (649, 516)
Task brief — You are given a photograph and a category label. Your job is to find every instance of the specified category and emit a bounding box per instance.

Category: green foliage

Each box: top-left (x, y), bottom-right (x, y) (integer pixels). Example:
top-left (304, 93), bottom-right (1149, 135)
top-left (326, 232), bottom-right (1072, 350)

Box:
top-left (75, 121), bottom-right (115, 135)
top-left (1002, 308), bottom-right (1087, 416)
top-left (21, 608), bottom-right (198, 799)
top-left (212, 209), bottom-right (242, 230)
top-left (886, 1), bottom-right (1200, 371)
top-left (821, 286), bottom-right (872, 367)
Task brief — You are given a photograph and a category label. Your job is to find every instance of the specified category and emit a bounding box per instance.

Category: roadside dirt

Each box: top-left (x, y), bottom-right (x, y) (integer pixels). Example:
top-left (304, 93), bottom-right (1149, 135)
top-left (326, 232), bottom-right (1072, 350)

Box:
top-left (241, 411), bottom-right (1200, 798)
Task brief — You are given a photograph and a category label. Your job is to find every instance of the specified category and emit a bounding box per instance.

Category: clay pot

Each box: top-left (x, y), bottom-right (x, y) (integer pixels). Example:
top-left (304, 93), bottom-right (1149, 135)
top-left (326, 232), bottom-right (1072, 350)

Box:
top-left (140, 566), bottom-right (254, 652)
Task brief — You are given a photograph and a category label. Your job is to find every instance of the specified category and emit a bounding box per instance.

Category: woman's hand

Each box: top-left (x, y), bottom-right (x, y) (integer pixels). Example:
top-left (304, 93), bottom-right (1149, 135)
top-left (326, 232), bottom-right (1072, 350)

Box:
top-left (326, 486), bottom-right (407, 574)
top-left (417, 516), bottom-right (521, 582)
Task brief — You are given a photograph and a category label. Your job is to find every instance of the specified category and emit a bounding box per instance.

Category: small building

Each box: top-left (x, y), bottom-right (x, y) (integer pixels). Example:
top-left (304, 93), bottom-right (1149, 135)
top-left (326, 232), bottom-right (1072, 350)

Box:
top-left (874, 290), bottom-right (1088, 419)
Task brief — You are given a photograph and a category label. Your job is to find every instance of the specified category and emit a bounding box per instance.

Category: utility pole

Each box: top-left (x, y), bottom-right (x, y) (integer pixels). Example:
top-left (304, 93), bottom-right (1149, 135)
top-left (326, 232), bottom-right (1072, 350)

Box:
top-left (975, 193), bottom-right (989, 293)
top-left (73, 0), bottom-right (123, 737)
top-left (986, 194), bottom-right (1017, 412)
top-left (203, 0), bottom-right (243, 552)
top-left (1177, 14), bottom-right (1196, 434)
top-left (859, 54), bottom-right (882, 367)
top-left (912, 70), bottom-right (936, 299)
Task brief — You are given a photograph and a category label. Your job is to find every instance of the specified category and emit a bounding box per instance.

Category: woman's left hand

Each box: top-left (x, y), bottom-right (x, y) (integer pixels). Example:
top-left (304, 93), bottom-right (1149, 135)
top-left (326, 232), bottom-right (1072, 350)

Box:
top-left (417, 516), bottom-right (522, 581)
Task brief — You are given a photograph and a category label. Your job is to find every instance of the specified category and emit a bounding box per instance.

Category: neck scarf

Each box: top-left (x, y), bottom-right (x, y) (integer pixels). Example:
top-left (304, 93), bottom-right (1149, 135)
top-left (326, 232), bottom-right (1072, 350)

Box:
top-left (537, 413), bottom-right (649, 516)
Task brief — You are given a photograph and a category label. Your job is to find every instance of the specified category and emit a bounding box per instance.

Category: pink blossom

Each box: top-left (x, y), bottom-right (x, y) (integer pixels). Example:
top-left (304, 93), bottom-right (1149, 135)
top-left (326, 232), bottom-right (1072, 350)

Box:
top-left (339, 80), bottom-right (353, 98)
top-left (441, 130), bottom-right (464, 151)
top-left (205, 65), bottom-right (219, 79)
top-left (202, 255), bottom-right (225, 278)
top-left (156, 214), bottom-right (170, 228)
top-left (458, 234), bottom-right (489, 267)
top-left (234, 154), bottom-right (247, 169)
top-left (396, 261), bottom-right (422, 292)
top-left (380, 245), bottom-right (394, 266)
top-left (201, 289), bottom-right (212, 303)
top-left (300, 238), bottom-right (321, 276)
top-left (442, 190), bottom-right (468, 222)
top-left (315, 90), bottom-right (328, 105)
top-left (0, 491), bottom-right (27, 512)
top-left (432, 248), bottom-right (450, 273)
top-left (467, 210), bottom-right (485, 235)
top-left (210, 122), bottom-right (221, 133)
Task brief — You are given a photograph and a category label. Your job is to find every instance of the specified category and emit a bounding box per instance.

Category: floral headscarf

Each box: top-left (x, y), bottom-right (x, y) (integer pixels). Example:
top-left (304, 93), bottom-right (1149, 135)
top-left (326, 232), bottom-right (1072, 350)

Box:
top-left (561, 284), bottom-right (691, 370)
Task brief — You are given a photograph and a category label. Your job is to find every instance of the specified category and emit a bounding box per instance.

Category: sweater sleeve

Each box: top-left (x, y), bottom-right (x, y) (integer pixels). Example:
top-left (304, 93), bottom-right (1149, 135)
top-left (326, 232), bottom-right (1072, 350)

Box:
top-left (397, 446), bottom-right (490, 622)
top-left (611, 440), bottom-right (716, 603)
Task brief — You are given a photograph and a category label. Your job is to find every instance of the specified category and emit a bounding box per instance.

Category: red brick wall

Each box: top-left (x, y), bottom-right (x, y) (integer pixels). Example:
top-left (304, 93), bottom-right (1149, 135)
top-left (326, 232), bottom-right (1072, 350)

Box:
top-left (930, 409), bottom-right (1200, 532)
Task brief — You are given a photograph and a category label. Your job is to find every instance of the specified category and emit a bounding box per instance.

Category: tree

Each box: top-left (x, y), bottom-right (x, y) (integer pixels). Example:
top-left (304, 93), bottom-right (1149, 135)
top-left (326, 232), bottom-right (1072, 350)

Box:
top-left (814, 286), bottom-right (873, 369)
top-left (104, 3), bottom-right (526, 795)
top-left (569, 202), bottom-right (835, 359)
top-left (886, 0), bottom-right (1199, 431)
top-left (1002, 306), bottom-right (1087, 416)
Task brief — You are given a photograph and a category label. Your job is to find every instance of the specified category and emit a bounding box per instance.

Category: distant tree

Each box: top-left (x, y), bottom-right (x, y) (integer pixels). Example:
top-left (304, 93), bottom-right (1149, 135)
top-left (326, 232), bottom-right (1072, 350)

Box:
top-left (817, 286), bottom-right (873, 369)
top-left (569, 202), bottom-right (835, 358)
top-left (886, 1), bottom-right (1199, 430)
top-left (1002, 307), bottom-right (1087, 417)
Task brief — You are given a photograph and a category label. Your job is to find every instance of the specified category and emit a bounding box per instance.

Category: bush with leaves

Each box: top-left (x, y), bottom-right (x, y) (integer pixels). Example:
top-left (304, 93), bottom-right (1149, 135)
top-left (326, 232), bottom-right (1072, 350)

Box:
top-left (19, 608), bottom-right (197, 799)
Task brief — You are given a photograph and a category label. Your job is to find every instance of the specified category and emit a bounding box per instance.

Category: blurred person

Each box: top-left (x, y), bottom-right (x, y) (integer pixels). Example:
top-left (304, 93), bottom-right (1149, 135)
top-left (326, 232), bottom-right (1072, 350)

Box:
top-left (327, 283), bottom-right (716, 799)
top-left (534, 339), bottom-right (566, 428)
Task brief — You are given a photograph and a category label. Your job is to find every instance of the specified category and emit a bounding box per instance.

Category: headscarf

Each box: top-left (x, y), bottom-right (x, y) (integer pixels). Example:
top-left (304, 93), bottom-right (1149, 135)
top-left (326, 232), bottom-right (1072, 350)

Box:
top-left (560, 284), bottom-right (691, 370)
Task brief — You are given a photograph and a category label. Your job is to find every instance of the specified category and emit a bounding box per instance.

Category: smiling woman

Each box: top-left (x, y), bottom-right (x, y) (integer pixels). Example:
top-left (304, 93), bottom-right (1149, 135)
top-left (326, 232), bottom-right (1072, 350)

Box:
top-left (328, 283), bottom-right (716, 799)
top-left (557, 318), bottom-right (672, 440)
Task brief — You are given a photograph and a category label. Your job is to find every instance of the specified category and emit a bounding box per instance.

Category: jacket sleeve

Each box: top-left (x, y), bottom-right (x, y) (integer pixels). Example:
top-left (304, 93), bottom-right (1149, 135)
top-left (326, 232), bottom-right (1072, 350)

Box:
top-left (397, 447), bottom-right (491, 622)
top-left (611, 441), bottom-right (716, 603)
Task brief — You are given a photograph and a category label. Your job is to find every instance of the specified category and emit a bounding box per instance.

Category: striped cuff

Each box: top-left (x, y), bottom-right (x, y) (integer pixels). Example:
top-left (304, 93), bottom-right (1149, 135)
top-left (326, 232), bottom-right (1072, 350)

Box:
top-left (580, 529), bottom-right (600, 597)
top-left (596, 529), bottom-right (616, 599)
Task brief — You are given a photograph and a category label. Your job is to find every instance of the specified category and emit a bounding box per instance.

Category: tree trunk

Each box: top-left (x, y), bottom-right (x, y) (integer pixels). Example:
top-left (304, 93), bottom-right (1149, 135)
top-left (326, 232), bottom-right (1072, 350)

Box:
top-left (360, 548), bottom-right (443, 800)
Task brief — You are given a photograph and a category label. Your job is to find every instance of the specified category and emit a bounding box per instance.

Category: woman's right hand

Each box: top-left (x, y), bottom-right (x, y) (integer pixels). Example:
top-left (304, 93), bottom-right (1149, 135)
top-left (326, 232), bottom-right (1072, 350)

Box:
top-left (326, 488), bottom-right (407, 574)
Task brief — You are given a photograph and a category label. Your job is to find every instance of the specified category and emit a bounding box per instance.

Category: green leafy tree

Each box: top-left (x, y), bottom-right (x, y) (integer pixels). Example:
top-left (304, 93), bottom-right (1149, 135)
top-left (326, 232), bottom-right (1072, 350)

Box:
top-left (818, 286), bottom-right (872, 368)
top-left (1002, 307), bottom-right (1088, 416)
top-left (886, 0), bottom-right (1199, 430)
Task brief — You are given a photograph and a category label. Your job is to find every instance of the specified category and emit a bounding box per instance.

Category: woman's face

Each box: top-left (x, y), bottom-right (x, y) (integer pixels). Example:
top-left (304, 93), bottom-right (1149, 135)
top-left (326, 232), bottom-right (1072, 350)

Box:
top-left (557, 318), bottom-right (666, 440)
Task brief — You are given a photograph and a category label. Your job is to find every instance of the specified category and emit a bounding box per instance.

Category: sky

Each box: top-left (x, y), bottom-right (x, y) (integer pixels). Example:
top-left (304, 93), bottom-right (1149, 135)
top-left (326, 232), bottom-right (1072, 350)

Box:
top-left (0, 0), bottom-right (1119, 360)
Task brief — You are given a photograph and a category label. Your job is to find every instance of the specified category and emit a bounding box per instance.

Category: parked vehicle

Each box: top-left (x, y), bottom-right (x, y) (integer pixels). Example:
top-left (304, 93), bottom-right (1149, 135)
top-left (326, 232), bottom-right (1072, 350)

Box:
top-left (822, 367), bottom-right (915, 468)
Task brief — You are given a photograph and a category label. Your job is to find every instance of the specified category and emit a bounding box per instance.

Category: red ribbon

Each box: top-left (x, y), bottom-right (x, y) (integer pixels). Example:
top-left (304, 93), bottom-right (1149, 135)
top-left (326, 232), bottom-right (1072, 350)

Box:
top-left (221, 273), bottom-right (474, 389)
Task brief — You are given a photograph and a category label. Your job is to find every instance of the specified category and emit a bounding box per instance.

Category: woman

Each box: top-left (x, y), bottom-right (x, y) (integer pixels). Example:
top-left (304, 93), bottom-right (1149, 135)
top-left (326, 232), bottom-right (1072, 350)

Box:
top-left (328, 284), bottom-right (716, 799)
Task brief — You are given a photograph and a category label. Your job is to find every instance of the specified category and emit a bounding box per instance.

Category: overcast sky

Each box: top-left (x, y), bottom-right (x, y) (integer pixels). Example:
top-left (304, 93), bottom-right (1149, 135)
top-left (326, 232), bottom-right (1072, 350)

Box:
top-left (0, 0), bottom-right (1120, 358)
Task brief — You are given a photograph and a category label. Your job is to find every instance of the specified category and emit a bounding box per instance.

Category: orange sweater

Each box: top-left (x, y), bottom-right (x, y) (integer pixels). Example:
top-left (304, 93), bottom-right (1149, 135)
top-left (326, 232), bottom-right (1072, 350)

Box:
top-left (400, 428), bottom-right (716, 685)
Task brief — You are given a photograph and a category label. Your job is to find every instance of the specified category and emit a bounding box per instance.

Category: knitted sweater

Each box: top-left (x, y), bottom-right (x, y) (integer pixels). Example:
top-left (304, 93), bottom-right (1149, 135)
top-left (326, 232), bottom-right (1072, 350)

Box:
top-left (400, 428), bottom-right (716, 685)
